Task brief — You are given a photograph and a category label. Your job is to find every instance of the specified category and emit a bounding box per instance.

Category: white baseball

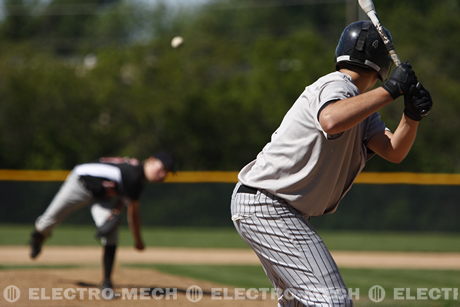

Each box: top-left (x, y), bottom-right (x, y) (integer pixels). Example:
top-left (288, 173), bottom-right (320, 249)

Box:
top-left (171, 36), bottom-right (184, 48)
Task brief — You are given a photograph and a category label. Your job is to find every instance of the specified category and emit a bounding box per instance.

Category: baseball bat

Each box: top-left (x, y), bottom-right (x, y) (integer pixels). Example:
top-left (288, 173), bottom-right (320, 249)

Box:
top-left (359, 0), bottom-right (430, 115)
top-left (358, 0), bottom-right (401, 66)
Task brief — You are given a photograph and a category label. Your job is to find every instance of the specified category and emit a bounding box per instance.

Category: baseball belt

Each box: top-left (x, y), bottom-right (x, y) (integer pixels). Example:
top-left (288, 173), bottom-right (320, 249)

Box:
top-left (237, 184), bottom-right (258, 195)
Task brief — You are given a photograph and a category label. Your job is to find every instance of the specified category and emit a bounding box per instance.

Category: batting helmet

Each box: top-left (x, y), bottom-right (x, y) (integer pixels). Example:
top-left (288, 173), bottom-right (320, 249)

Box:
top-left (335, 20), bottom-right (392, 80)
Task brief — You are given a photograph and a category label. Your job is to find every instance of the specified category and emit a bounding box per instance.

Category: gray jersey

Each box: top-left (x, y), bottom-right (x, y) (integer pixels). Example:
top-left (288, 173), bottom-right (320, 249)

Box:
top-left (238, 71), bottom-right (386, 216)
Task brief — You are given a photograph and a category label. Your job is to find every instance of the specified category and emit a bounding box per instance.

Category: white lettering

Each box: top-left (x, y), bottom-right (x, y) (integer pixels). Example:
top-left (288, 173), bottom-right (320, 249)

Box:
top-left (348, 288), bottom-right (360, 300)
top-left (63, 288), bottom-right (75, 300)
top-left (52, 288), bottom-right (63, 300)
top-left (416, 288), bottom-right (428, 300)
top-left (246, 288), bottom-right (259, 300)
top-left (121, 288), bottom-right (137, 300)
top-left (211, 288), bottom-right (223, 300)
top-left (428, 288), bottom-right (441, 300)
top-left (40, 288), bottom-right (50, 300)
top-left (88, 288), bottom-right (99, 300)
top-left (28, 288), bottom-right (40, 300)
top-left (164, 288), bottom-right (178, 300)
top-left (233, 288), bottom-right (246, 300)
top-left (139, 288), bottom-right (151, 300)
top-left (393, 288), bottom-right (405, 300)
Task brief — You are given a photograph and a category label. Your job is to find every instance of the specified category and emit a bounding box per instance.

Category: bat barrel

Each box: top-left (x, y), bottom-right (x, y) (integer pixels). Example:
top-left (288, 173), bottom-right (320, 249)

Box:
top-left (358, 0), bottom-right (376, 14)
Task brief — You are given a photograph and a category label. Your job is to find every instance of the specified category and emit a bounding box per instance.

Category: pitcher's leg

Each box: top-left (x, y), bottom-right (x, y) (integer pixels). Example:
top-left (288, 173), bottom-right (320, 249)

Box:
top-left (35, 172), bottom-right (92, 237)
top-left (31, 172), bottom-right (93, 259)
top-left (91, 201), bottom-right (119, 289)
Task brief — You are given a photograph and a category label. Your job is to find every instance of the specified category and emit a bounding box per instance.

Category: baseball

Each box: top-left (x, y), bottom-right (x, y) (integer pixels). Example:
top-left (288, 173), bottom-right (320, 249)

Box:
top-left (171, 36), bottom-right (184, 48)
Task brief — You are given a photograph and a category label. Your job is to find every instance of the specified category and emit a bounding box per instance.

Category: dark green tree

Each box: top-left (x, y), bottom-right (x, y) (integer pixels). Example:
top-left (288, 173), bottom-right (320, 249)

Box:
top-left (0, 0), bottom-right (458, 172)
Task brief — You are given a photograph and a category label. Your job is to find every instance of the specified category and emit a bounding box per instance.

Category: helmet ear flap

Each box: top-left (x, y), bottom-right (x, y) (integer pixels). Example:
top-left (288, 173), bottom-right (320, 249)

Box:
top-left (350, 22), bottom-right (370, 62)
top-left (354, 22), bottom-right (370, 52)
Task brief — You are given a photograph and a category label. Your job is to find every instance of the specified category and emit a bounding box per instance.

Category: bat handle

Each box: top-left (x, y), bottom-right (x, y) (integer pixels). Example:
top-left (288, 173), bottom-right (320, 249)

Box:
top-left (389, 50), bottom-right (401, 67)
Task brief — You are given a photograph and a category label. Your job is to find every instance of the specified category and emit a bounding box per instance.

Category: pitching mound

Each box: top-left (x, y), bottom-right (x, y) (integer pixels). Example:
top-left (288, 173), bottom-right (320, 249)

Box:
top-left (0, 267), bottom-right (275, 306)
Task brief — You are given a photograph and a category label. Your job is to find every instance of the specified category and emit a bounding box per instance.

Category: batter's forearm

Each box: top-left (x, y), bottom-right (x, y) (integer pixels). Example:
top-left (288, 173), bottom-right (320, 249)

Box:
top-left (367, 113), bottom-right (419, 163)
top-left (387, 115), bottom-right (419, 162)
top-left (319, 87), bottom-right (393, 135)
top-left (370, 115), bottom-right (419, 163)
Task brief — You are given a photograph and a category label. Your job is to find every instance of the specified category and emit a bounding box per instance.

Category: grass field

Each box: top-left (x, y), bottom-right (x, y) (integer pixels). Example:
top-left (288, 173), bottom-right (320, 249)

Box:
top-left (1, 224), bottom-right (459, 306)
top-left (2, 224), bottom-right (460, 252)
top-left (131, 264), bottom-right (460, 290)
top-left (145, 265), bottom-right (460, 307)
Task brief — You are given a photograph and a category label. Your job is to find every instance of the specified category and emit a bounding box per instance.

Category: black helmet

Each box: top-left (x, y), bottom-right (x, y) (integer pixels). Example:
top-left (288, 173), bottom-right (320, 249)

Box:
top-left (335, 20), bottom-right (392, 80)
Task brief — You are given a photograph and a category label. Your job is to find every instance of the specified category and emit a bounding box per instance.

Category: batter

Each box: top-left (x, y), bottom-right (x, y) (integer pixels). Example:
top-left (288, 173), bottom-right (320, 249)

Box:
top-left (231, 21), bottom-right (432, 306)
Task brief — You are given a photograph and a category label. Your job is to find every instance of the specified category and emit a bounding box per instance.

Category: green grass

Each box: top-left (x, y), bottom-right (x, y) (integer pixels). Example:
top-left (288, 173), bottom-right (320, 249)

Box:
top-left (319, 231), bottom-right (460, 252)
top-left (129, 264), bottom-right (460, 307)
top-left (1, 224), bottom-right (460, 252)
top-left (0, 224), bottom-right (247, 248)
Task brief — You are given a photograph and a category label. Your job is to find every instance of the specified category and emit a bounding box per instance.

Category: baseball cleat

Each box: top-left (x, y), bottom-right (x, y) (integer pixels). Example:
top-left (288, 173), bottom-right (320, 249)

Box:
top-left (101, 280), bottom-right (116, 300)
top-left (101, 279), bottom-right (113, 290)
top-left (29, 231), bottom-right (45, 259)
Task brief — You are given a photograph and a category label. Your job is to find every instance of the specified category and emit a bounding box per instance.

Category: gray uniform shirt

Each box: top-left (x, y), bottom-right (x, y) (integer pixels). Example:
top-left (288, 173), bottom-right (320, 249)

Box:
top-left (238, 71), bottom-right (386, 216)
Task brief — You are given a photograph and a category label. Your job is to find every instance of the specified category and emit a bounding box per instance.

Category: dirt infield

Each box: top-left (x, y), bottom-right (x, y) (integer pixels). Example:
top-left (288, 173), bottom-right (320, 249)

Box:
top-left (0, 267), bottom-right (276, 306)
top-left (2, 246), bottom-right (460, 269)
top-left (1, 246), bottom-right (460, 306)
top-left (0, 246), bottom-right (279, 306)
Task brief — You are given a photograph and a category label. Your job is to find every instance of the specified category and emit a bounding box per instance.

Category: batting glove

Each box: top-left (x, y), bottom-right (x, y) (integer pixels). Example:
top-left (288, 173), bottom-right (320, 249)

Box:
top-left (404, 83), bottom-right (433, 121)
top-left (383, 62), bottom-right (418, 99)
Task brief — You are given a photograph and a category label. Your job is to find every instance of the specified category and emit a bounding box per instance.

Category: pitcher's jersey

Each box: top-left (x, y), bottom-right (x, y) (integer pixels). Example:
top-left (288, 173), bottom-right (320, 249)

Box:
top-left (238, 71), bottom-right (386, 216)
top-left (75, 158), bottom-right (145, 200)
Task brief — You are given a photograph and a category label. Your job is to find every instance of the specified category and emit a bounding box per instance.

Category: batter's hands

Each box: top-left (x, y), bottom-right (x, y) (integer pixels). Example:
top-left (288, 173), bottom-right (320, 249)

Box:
top-left (404, 83), bottom-right (433, 121)
top-left (383, 62), bottom-right (418, 99)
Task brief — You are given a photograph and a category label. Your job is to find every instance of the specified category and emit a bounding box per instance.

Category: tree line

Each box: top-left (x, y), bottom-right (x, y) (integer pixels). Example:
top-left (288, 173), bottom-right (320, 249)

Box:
top-left (0, 0), bottom-right (458, 172)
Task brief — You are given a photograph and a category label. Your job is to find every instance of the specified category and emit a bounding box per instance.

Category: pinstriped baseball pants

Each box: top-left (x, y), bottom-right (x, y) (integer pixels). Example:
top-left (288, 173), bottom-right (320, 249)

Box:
top-left (231, 183), bottom-right (352, 307)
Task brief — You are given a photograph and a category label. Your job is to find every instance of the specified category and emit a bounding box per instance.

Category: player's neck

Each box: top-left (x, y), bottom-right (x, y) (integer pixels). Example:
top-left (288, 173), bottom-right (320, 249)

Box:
top-left (339, 68), bottom-right (378, 93)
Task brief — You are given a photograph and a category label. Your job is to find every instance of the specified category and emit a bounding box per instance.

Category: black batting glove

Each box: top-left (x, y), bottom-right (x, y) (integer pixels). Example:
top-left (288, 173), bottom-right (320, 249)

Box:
top-left (383, 62), bottom-right (418, 99)
top-left (404, 83), bottom-right (433, 121)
